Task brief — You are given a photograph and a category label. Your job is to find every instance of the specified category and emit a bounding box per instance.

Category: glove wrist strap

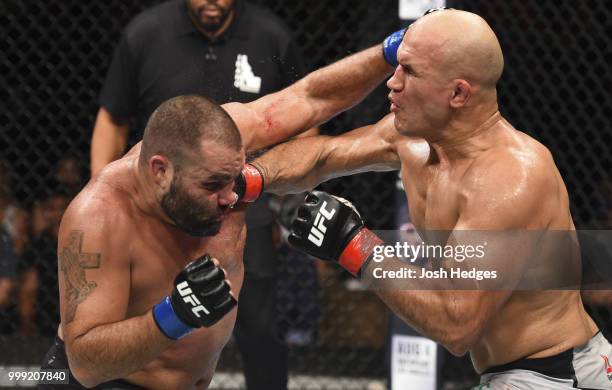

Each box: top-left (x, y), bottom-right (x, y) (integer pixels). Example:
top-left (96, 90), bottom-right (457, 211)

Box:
top-left (241, 164), bottom-right (264, 203)
top-left (382, 28), bottom-right (406, 67)
top-left (152, 296), bottom-right (194, 340)
top-left (338, 228), bottom-right (383, 276)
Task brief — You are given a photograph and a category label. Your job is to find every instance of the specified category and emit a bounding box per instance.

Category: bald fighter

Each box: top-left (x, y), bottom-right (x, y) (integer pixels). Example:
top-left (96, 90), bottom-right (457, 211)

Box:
top-left (242, 9), bottom-right (612, 389)
top-left (41, 42), bottom-right (395, 389)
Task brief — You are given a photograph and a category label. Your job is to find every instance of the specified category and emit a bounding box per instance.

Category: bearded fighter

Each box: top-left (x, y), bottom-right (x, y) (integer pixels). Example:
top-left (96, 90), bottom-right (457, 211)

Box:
top-left (40, 39), bottom-right (396, 389)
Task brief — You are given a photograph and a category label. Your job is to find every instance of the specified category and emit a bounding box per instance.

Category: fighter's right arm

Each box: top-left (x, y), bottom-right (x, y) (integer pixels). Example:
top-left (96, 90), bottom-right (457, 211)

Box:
top-left (90, 107), bottom-right (130, 176)
top-left (244, 114), bottom-right (402, 197)
top-left (59, 205), bottom-right (171, 387)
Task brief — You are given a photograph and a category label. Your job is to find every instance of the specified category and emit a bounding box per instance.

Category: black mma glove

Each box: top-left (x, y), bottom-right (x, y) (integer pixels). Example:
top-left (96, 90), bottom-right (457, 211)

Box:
top-left (153, 255), bottom-right (237, 339)
top-left (288, 191), bottom-right (383, 276)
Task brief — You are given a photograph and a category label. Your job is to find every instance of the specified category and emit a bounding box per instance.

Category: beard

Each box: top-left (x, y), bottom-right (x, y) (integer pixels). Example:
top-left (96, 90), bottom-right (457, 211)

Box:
top-left (188, 0), bottom-right (234, 33)
top-left (161, 178), bottom-right (223, 237)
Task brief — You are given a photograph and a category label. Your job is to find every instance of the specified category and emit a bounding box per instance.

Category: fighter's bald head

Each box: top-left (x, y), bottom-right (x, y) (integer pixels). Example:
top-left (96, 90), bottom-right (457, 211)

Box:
top-left (405, 9), bottom-right (504, 89)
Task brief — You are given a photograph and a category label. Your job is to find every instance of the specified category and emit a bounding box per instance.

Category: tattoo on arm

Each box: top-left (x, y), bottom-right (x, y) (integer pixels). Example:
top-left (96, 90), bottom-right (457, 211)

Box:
top-left (60, 231), bottom-right (101, 324)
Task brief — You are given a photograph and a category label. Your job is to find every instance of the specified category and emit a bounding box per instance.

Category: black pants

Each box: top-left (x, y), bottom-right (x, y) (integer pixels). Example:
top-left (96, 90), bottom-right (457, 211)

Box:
top-left (38, 335), bottom-right (143, 389)
top-left (234, 275), bottom-right (288, 390)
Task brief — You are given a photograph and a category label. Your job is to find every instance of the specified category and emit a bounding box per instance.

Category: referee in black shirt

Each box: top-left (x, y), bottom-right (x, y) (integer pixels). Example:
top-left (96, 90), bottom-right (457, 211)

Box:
top-left (91, 1), bottom-right (311, 388)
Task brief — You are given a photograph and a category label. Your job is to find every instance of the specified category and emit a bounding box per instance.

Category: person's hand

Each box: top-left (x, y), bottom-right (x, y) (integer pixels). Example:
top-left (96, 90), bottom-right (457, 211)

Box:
top-left (288, 191), bottom-right (383, 276)
top-left (153, 255), bottom-right (237, 339)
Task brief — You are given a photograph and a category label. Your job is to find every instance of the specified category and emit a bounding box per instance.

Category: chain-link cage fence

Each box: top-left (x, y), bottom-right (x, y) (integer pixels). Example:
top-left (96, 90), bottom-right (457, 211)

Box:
top-left (1, 0), bottom-right (611, 389)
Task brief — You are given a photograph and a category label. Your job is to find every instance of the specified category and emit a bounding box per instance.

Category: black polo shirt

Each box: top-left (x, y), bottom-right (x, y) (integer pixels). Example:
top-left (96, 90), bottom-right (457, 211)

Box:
top-left (100, 0), bottom-right (305, 131)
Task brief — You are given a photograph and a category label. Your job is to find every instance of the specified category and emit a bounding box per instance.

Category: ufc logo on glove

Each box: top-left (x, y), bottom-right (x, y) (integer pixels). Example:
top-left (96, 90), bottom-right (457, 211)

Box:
top-left (289, 191), bottom-right (383, 276)
top-left (177, 281), bottom-right (210, 317)
top-left (307, 201), bottom-right (336, 246)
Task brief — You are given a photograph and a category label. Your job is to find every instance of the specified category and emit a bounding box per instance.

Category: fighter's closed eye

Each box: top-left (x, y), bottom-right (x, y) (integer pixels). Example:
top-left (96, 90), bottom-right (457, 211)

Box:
top-left (203, 182), bottom-right (222, 191)
top-left (402, 64), bottom-right (416, 76)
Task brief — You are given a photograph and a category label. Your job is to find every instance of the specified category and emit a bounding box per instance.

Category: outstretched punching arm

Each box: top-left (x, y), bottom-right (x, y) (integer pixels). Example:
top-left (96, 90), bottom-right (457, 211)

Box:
top-left (224, 30), bottom-right (405, 152)
top-left (233, 115), bottom-right (402, 202)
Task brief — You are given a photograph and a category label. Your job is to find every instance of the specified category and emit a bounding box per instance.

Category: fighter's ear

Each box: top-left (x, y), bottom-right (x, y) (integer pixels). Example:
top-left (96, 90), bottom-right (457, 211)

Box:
top-left (449, 79), bottom-right (471, 108)
top-left (149, 154), bottom-right (173, 190)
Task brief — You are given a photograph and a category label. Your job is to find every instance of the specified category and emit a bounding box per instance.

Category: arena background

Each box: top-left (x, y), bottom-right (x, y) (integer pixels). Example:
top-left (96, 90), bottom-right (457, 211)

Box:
top-left (1, 0), bottom-right (611, 389)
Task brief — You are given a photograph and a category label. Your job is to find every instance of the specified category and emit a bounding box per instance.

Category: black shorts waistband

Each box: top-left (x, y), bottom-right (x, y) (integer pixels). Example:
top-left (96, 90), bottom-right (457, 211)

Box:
top-left (482, 348), bottom-right (575, 379)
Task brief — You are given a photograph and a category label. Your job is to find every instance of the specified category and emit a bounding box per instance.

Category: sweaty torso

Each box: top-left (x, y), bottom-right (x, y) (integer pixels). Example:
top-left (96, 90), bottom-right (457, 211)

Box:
top-left (59, 149), bottom-right (246, 390)
top-left (395, 118), bottom-right (597, 372)
top-left (121, 205), bottom-right (245, 390)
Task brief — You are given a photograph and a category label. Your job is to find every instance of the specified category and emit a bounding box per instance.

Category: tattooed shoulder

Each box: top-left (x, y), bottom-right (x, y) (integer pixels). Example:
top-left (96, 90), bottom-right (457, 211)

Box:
top-left (60, 230), bottom-right (101, 324)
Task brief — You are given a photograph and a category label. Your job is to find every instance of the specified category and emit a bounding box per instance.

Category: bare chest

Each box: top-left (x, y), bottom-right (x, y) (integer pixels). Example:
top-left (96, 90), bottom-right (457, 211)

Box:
top-left (127, 211), bottom-right (247, 314)
top-left (399, 164), bottom-right (462, 230)
top-left (122, 211), bottom-right (247, 386)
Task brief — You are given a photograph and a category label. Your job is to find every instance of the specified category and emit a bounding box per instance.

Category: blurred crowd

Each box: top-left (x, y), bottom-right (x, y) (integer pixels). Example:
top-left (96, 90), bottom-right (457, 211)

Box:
top-left (0, 156), bottom-right (83, 336)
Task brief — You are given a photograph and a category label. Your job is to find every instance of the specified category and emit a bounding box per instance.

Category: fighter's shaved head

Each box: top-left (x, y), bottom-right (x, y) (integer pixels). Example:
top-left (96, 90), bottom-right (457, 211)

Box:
top-left (140, 95), bottom-right (242, 169)
top-left (407, 9), bottom-right (504, 89)
top-left (388, 10), bottom-right (504, 136)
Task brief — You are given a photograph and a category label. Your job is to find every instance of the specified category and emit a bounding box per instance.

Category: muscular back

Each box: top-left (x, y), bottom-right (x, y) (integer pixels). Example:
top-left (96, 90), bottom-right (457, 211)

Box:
top-left (58, 149), bottom-right (246, 389)
top-left (396, 115), bottom-right (597, 371)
